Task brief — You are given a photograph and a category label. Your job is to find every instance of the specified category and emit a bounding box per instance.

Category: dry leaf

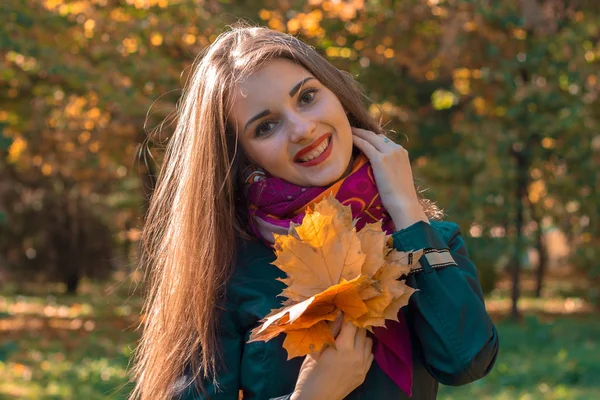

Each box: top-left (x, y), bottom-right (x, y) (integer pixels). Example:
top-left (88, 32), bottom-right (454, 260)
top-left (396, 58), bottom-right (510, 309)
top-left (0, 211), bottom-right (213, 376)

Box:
top-left (249, 275), bottom-right (368, 342)
top-left (355, 286), bottom-right (392, 328)
top-left (248, 195), bottom-right (420, 359)
top-left (275, 205), bottom-right (366, 301)
top-left (356, 220), bottom-right (387, 277)
top-left (282, 321), bottom-right (335, 359)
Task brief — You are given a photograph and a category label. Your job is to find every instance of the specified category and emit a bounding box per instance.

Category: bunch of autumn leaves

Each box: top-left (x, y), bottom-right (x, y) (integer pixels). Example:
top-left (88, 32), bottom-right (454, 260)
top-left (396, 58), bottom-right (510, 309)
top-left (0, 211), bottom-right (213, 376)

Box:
top-left (249, 196), bottom-right (422, 359)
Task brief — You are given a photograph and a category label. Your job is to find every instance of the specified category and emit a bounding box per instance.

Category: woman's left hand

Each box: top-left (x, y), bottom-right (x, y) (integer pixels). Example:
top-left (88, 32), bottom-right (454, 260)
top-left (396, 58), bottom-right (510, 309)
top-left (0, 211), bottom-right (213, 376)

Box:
top-left (351, 127), bottom-right (429, 231)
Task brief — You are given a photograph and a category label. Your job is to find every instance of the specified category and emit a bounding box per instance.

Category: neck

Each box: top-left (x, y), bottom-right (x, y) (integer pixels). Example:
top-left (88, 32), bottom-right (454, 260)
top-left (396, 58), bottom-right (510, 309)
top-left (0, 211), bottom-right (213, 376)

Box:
top-left (330, 147), bottom-right (360, 186)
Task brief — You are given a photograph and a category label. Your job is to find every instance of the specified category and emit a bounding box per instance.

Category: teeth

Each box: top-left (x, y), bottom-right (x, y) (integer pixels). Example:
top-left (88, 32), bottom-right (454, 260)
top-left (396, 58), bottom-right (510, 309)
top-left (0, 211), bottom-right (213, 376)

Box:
top-left (299, 138), bottom-right (330, 162)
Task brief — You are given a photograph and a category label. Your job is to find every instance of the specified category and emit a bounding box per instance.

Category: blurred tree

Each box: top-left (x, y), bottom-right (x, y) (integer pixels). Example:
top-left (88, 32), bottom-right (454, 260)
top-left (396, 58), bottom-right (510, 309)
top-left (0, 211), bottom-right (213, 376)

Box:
top-left (248, 0), bottom-right (599, 316)
top-left (0, 0), bottom-right (598, 299)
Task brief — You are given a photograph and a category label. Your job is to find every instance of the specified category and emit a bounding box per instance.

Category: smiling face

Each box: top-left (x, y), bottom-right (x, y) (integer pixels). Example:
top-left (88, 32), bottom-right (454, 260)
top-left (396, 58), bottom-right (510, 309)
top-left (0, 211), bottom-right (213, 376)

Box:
top-left (230, 58), bottom-right (354, 187)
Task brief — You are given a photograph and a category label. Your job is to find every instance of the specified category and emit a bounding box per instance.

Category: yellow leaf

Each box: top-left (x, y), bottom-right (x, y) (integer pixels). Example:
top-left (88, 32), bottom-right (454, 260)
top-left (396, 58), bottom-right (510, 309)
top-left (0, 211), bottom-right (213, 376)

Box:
top-left (290, 309), bottom-right (340, 330)
top-left (376, 262), bottom-right (416, 312)
top-left (355, 286), bottom-right (392, 328)
top-left (373, 262), bottom-right (406, 282)
top-left (150, 32), bottom-right (163, 46)
top-left (7, 135), bottom-right (27, 163)
top-left (382, 290), bottom-right (414, 322)
top-left (385, 248), bottom-right (423, 270)
top-left (282, 321), bottom-right (334, 359)
top-left (356, 220), bottom-right (387, 277)
top-left (359, 285), bottom-right (381, 301)
top-left (331, 277), bottom-right (370, 319)
top-left (250, 276), bottom-right (368, 343)
top-left (273, 195), bottom-right (365, 298)
top-left (249, 196), bottom-right (419, 359)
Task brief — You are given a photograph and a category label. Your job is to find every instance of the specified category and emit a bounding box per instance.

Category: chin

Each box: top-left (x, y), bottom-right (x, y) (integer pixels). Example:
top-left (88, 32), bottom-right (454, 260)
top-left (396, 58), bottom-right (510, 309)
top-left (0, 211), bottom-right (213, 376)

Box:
top-left (309, 165), bottom-right (349, 187)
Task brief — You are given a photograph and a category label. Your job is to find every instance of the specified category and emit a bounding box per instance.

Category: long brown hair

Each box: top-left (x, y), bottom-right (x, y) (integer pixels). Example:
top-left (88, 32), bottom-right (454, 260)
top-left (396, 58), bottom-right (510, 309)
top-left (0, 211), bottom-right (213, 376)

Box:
top-left (130, 23), bottom-right (440, 399)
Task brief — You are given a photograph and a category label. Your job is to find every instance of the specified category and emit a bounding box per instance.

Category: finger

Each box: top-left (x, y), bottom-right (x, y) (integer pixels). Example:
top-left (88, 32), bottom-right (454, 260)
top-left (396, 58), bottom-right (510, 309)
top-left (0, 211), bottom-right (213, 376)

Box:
top-left (378, 134), bottom-right (404, 152)
top-left (335, 321), bottom-right (357, 349)
top-left (352, 127), bottom-right (394, 153)
top-left (361, 129), bottom-right (405, 154)
top-left (366, 352), bottom-right (374, 370)
top-left (328, 311), bottom-right (343, 338)
top-left (352, 135), bottom-right (381, 161)
top-left (354, 327), bottom-right (367, 350)
top-left (362, 336), bottom-right (373, 359)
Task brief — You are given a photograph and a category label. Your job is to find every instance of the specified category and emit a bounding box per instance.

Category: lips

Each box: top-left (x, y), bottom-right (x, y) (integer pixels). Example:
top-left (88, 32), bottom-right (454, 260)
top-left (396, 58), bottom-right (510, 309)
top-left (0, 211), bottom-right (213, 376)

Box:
top-left (294, 133), bottom-right (332, 162)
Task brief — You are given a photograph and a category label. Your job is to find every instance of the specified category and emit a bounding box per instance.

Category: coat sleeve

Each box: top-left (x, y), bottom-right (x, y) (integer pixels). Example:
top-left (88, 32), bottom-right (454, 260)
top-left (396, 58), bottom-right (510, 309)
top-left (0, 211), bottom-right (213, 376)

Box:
top-left (391, 221), bottom-right (499, 386)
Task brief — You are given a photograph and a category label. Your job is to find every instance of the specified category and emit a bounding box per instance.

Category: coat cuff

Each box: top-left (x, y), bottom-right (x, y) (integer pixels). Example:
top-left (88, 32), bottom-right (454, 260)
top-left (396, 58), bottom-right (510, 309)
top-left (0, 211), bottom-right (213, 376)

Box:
top-left (391, 221), bottom-right (458, 274)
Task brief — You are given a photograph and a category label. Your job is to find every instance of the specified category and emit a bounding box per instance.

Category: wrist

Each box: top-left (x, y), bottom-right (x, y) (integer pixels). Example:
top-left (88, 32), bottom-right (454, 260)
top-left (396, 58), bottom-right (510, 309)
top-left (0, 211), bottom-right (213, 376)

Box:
top-left (388, 203), bottom-right (429, 231)
top-left (291, 389), bottom-right (328, 400)
top-left (291, 385), bottom-right (342, 400)
top-left (290, 391), bottom-right (301, 400)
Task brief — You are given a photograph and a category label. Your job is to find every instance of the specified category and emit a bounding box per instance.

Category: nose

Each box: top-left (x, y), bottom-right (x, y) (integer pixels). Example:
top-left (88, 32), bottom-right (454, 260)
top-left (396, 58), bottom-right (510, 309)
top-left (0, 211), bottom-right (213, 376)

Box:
top-left (287, 111), bottom-right (317, 143)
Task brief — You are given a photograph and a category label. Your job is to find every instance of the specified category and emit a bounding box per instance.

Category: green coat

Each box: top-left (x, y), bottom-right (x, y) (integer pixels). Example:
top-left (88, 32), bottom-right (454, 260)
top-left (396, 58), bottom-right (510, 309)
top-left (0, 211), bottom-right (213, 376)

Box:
top-left (176, 221), bottom-right (499, 399)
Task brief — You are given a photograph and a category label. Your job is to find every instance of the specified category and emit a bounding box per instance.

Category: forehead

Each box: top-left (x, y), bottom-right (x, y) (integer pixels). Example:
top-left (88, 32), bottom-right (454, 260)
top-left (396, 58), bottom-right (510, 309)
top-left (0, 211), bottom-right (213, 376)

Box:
top-left (231, 59), bottom-right (313, 113)
top-left (238, 58), bottom-right (311, 92)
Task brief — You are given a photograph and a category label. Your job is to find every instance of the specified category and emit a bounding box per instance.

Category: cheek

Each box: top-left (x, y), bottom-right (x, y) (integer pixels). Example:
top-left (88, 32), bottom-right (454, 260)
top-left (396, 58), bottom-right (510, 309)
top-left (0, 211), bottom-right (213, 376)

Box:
top-left (246, 140), bottom-right (289, 170)
top-left (336, 118), bottom-right (352, 142)
top-left (237, 140), bottom-right (256, 165)
top-left (330, 104), bottom-right (351, 132)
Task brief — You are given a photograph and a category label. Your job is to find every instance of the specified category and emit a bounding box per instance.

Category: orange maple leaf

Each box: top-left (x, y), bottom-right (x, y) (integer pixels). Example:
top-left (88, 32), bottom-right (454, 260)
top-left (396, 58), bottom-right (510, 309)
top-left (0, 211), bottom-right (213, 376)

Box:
top-left (275, 199), bottom-right (365, 302)
top-left (249, 275), bottom-right (369, 342)
top-left (282, 321), bottom-right (335, 359)
top-left (248, 195), bottom-right (421, 359)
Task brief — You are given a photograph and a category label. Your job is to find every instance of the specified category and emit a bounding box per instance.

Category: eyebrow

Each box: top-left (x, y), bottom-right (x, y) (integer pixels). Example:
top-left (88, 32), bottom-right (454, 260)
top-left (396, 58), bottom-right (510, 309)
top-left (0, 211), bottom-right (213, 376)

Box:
top-left (243, 77), bottom-right (315, 132)
top-left (244, 110), bottom-right (271, 132)
top-left (289, 76), bottom-right (314, 97)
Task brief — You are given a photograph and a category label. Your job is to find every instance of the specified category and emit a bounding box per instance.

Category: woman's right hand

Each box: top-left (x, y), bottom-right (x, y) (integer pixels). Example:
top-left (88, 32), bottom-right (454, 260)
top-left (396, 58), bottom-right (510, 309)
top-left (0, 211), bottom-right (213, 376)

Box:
top-left (290, 321), bottom-right (374, 400)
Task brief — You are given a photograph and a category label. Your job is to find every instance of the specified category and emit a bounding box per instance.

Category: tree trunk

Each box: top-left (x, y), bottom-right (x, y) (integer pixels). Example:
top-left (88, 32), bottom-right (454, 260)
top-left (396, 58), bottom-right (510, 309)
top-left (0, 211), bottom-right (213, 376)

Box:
top-left (510, 142), bottom-right (531, 321)
top-left (512, 186), bottom-right (524, 321)
top-left (531, 206), bottom-right (547, 298)
top-left (65, 272), bottom-right (80, 294)
top-left (534, 230), bottom-right (547, 298)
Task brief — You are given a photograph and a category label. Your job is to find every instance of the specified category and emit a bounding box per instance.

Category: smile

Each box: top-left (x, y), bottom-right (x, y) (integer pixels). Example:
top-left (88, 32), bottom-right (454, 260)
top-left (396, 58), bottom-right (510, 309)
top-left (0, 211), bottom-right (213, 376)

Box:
top-left (294, 134), bottom-right (333, 166)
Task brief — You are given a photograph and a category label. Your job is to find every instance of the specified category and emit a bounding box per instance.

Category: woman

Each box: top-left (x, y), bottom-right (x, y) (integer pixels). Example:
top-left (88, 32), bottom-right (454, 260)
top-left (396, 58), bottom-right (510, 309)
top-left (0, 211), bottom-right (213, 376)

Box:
top-left (130, 25), bottom-right (499, 400)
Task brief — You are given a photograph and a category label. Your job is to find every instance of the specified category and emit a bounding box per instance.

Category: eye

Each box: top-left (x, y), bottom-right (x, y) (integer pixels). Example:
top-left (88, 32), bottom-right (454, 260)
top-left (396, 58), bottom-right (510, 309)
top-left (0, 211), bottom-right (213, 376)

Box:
top-left (298, 88), bottom-right (318, 106)
top-left (255, 121), bottom-right (277, 137)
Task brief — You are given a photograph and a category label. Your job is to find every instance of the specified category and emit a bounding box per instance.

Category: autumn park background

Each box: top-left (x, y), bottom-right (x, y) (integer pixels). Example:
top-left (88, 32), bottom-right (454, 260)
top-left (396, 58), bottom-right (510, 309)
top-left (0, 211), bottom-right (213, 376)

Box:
top-left (1, 0), bottom-right (599, 398)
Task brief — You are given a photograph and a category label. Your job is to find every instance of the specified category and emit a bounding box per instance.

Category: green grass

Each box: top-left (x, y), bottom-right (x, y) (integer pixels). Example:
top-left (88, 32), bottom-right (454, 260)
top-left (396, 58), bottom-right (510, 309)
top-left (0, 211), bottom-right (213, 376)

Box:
top-left (1, 280), bottom-right (599, 399)
top-left (0, 279), bottom-right (140, 399)
top-left (439, 315), bottom-right (600, 400)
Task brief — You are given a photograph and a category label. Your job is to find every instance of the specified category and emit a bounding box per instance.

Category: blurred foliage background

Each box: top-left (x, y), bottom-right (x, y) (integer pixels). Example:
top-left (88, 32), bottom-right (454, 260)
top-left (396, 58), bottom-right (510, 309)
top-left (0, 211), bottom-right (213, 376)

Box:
top-left (1, 0), bottom-right (599, 399)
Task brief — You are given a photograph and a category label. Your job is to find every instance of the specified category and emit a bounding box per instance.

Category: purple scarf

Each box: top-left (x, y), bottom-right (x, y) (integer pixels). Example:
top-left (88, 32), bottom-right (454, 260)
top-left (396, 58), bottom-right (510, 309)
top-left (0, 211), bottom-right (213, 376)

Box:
top-left (244, 154), bottom-right (413, 397)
